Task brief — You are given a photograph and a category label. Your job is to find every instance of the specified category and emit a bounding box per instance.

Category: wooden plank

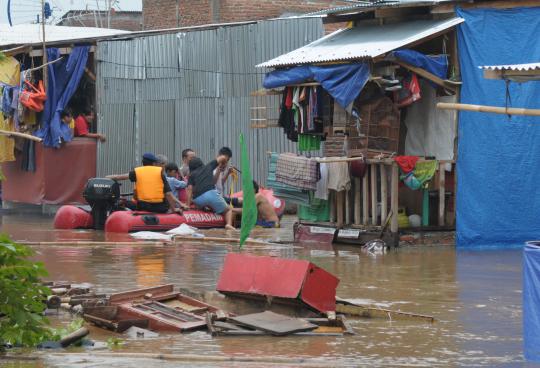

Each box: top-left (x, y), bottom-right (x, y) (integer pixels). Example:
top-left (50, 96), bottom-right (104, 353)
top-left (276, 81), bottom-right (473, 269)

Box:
top-left (109, 285), bottom-right (174, 304)
top-left (394, 60), bottom-right (458, 92)
top-left (433, 0), bottom-right (540, 13)
top-left (370, 164), bottom-right (377, 225)
top-left (335, 302), bottom-right (435, 323)
top-left (229, 311), bottom-right (318, 336)
top-left (437, 102), bottom-right (540, 117)
top-left (0, 129), bottom-right (43, 142)
top-left (354, 178), bottom-right (361, 225)
top-left (438, 162), bottom-right (446, 227)
top-left (362, 172), bottom-right (369, 225)
top-left (390, 163), bottom-right (399, 233)
top-left (380, 164), bottom-right (388, 226)
top-left (336, 191), bottom-right (344, 228)
top-left (483, 68), bottom-right (540, 80)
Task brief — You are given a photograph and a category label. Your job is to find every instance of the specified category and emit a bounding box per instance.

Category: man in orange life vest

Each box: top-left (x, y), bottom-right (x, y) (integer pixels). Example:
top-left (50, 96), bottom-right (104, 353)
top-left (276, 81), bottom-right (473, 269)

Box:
top-left (108, 153), bottom-right (181, 214)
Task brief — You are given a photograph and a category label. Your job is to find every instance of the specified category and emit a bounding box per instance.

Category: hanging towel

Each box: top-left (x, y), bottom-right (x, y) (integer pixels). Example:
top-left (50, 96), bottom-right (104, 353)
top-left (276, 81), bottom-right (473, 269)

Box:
top-left (267, 152), bottom-right (311, 206)
top-left (315, 162), bottom-right (329, 200)
top-left (394, 156), bottom-right (419, 173)
top-left (327, 162), bottom-right (351, 192)
top-left (414, 160), bottom-right (438, 188)
top-left (298, 134), bottom-right (321, 152)
top-left (275, 153), bottom-right (319, 191)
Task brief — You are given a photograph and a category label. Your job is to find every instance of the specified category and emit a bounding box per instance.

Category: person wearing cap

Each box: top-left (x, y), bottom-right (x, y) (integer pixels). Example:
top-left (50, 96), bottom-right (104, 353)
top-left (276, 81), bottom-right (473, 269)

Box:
top-left (107, 153), bottom-right (181, 214)
top-left (186, 155), bottom-right (235, 231)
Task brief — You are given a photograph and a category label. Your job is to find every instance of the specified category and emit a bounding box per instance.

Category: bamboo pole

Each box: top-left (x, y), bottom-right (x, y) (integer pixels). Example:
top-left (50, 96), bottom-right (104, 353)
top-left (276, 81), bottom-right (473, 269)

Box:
top-left (354, 178), bottom-right (361, 225)
top-left (172, 235), bottom-right (274, 246)
top-left (0, 130), bottom-right (42, 142)
top-left (21, 241), bottom-right (168, 246)
top-left (370, 164), bottom-right (377, 225)
top-left (438, 162), bottom-right (446, 226)
top-left (41, 0), bottom-right (48, 90)
top-left (50, 352), bottom-right (331, 366)
top-left (390, 163), bottom-right (399, 233)
top-left (380, 164), bottom-right (388, 226)
top-left (437, 102), bottom-right (540, 117)
top-left (362, 172), bottom-right (369, 225)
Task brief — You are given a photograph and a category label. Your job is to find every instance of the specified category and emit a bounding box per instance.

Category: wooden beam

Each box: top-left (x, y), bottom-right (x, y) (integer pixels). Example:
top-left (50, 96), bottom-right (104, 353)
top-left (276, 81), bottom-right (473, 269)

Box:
top-left (370, 164), bottom-right (377, 226)
top-left (354, 178), bottom-right (361, 225)
top-left (437, 102), bottom-right (540, 117)
top-left (1, 45), bottom-right (32, 57)
top-left (330, 191), bottom-right (336, 223)
top-left (336, 191), bottom-right (344, 228)
top-left (380, 164), bottom-right (388, 227)
top-left (362, 173), bottom-right (369, 225)
top-left (345, 189), bottom-right (350, 225)
top-left (433, 0), bottom-right (540, 13)
top-left (438, 162), bottom-right (446, 227)
top-left (394, 59), bottom-right (458, 92)
top-left (390, 163), bottom-right (399, 234)
top-left (29, 45), bottom-right (96, 57)
top-left (483, 69), bottom-right (540, 80)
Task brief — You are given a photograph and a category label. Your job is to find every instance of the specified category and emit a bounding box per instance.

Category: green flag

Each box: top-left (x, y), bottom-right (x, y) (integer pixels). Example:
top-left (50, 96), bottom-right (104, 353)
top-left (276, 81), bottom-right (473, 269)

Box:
top-left (239, 133), bottom-right (257, 247)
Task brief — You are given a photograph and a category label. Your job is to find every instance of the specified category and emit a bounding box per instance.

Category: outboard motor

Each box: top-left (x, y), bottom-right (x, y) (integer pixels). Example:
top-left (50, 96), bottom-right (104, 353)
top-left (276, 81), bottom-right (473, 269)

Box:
top-left (83, 178), bottom-right (120, 230)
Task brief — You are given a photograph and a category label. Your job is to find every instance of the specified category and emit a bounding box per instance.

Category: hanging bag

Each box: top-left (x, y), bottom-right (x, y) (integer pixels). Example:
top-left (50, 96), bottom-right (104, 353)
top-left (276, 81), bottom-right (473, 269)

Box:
top-left (19, 80), bottom-right (47, 112)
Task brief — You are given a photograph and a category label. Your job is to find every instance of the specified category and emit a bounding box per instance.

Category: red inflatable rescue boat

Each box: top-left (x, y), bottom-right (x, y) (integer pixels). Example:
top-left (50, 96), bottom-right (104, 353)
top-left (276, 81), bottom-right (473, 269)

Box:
top-left (105, 210), bottom-right (225, 233)
top-left (53, 178), bottom-right (285, 233)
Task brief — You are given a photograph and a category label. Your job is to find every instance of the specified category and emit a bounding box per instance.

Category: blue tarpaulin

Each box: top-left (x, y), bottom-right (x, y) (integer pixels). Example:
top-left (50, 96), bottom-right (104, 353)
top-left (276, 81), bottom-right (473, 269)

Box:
top-left (392, 49), bottom-right (448, 80)
top-left (36, 46), bottom-right (90, 148)
top-left (263, 63), bottom-right (370, 108)
top-left (456, 7), bottom-right (540, 247)
top-left (524, 242), bottom-right (540, 361)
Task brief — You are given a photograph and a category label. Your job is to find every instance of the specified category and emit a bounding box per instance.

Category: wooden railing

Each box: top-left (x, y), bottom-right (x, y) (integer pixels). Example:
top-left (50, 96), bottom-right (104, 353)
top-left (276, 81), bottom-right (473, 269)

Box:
top-left (330, 159), bottom-right (454, 233)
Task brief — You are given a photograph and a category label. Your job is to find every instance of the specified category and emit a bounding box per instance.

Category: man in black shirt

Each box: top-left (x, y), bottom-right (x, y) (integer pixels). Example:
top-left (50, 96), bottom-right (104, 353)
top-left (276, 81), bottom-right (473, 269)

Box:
top-left (186, 155), bottom-right (235, 230)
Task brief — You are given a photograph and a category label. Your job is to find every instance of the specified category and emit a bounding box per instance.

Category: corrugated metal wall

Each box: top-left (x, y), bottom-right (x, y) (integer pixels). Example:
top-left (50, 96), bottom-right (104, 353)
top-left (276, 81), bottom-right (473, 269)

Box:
top-left (96, 17), bottom-right (323, 186)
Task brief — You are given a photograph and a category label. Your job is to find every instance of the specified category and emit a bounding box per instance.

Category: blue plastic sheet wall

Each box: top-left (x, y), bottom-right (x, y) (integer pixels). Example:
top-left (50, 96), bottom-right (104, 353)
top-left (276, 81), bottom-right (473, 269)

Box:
top-left (456, 7), bottom-right (540, 247)
top-left (524, 243), bottom-right (540, 361)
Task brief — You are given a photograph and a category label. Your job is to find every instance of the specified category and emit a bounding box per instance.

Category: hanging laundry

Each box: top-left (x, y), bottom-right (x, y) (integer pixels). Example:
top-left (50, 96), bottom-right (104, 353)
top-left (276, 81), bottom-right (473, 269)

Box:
top-left (394, 156), bottom-right (419, 174)
top-left (275, 153), bottom-right (319, 191)
top-left (298, 134), bottom-right (321, 152)
top-left (314, 162), bottom-right (329, 200)
top-left (0, 56), bottom-right (20, 163)
top-left (400, 160), bottom-right (438, 190)
top-left (278, 87), bottom-right (297, 142)
top-left (299, 196), bottom-right (330, 222)
top-left (267, 153), bottom-right (310, 206)
top-left (413, 160), bottom-right (438, 188)
top-left (327, 162), bottom-right (351, 192)
top-left (1, 85), bottom-right (15, 116)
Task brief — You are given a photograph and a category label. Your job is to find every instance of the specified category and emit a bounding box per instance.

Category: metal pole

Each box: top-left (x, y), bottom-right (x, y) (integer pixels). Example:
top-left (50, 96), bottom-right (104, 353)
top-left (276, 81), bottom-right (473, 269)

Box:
top-left (107, 0), bottom-right (111, 28)
top-left (41, 0), bottom-right (48, 90)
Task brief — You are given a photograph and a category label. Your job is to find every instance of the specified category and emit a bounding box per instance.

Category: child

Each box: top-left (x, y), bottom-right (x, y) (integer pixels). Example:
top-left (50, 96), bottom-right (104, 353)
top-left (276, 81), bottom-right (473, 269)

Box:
top-left (165, 162), bottom-right (189, 209)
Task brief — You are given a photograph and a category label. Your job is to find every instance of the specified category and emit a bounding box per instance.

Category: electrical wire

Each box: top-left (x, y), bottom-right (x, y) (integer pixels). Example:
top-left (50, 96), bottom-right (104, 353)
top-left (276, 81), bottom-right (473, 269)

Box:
top-left (97, 59), bottom-right (268, 75)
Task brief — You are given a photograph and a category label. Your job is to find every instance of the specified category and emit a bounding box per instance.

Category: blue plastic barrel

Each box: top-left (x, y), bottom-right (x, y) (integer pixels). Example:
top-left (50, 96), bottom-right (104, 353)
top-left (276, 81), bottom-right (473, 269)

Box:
top-left (524, 241), bottom-right (540, 361)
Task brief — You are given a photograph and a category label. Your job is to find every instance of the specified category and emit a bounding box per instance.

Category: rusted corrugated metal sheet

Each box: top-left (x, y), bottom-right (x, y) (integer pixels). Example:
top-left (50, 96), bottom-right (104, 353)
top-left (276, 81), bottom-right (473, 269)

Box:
top-left (96, 17), bottom-right (324, 184)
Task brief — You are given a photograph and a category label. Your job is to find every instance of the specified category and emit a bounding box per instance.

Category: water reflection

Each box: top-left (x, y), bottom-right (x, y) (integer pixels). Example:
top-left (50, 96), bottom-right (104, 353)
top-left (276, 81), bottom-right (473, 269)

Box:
top-left (0, 214), bottom-right (524, 366)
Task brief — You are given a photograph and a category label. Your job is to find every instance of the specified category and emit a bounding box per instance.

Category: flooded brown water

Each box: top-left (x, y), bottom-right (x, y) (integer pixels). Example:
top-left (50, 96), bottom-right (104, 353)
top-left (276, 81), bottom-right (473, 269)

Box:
top-left (0, 214), bottom-right (523, 367)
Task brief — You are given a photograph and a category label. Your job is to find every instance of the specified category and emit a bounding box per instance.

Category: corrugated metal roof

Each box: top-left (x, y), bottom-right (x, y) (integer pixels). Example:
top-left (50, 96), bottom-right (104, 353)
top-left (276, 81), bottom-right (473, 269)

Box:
top-left (480, 63), bottom-right (540, 71)
top-left (0, 24), bottom-right (128, 47)
top-left (257, 17), bottom-right (463, 68)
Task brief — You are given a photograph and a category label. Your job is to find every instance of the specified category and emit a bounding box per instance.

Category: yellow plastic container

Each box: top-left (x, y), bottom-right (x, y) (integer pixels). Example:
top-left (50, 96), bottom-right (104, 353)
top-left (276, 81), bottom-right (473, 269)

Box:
top-left (397, 208), bottom-right (410, 228)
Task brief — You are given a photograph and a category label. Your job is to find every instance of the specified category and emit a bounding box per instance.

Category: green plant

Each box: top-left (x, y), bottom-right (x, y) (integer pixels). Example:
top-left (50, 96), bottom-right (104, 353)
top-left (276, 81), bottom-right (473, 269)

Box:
top-left (0, 234), bottom-right (53, 347)
top-left (106, 337), bottom-right (125, 349)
